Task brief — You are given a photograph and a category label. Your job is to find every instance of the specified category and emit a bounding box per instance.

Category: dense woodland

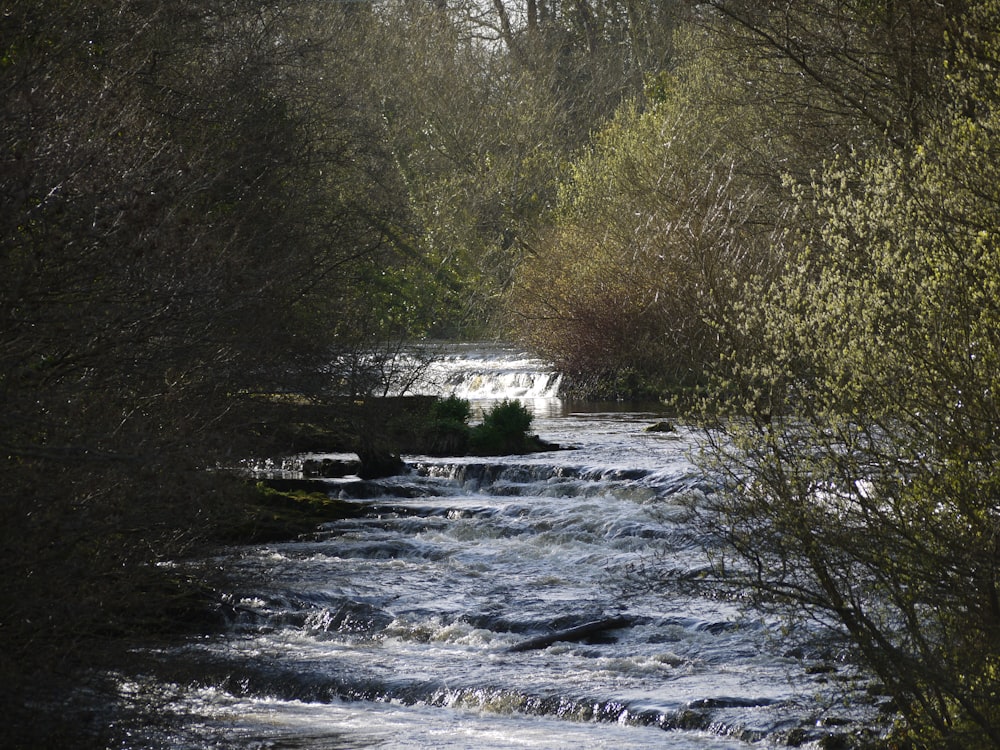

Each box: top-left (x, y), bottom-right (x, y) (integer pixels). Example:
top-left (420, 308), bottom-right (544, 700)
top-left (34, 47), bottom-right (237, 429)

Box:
top-left (3, 0), bottom-right (1000, 745)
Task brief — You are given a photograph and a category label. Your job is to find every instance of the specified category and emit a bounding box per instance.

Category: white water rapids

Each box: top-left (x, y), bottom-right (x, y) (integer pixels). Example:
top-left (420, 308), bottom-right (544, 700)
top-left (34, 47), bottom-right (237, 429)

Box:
top-left (113, 345), bottom-right (880, 748)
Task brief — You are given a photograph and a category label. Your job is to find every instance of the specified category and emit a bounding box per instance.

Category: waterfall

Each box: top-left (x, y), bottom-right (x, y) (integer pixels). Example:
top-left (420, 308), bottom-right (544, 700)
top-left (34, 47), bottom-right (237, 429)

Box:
top-left (408, 343), bottom-right (563, 401)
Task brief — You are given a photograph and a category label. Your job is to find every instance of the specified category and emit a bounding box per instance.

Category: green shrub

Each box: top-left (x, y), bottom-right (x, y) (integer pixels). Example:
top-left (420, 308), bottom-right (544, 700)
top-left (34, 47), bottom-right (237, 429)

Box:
top-left (696, 4), bottom-right (1000, 743)
top-left (427, 394), bottom-right (472, 455)
top-left (470, 399), bottom-right (533, 454)
top-left (433, 394), bottom-right (473, 425)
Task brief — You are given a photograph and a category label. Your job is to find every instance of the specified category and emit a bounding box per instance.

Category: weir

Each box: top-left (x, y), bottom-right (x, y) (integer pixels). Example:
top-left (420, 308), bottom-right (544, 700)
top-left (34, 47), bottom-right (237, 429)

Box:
top-left (406, 342), bottom-right (563, 402)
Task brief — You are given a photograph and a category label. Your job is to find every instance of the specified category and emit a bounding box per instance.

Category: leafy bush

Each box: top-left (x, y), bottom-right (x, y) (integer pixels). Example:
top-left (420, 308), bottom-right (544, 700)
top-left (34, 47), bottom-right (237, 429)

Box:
top-left (696, 3), bottom-right (1000, 744)
top-left (425, 394), bottom-right (471, 455)
top-left (470, 399), bottom-right (533, 455)
top-left (433, 394), bottom-right (473, 426)
top-left (511, 60), bottom-right (778, 398)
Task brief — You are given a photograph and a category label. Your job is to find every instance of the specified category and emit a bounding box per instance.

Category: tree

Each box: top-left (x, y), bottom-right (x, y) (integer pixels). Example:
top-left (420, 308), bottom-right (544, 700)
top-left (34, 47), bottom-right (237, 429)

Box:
top-left (333, 0), bottom-right (565, 334)
top-left (1, 0), bottom-right (415, 740)
top-left (687, 0), bottom-right (970, 161)
top-left (511, 35), bottom-right (780, 398)
top-left (331, 0), bottom-right (684, 336)
top-left (694, 2), bottom-right (1000, 743)
top-left (489, 0), bottom-right (682, 143)
top-left (511, 0), bottom-right (978, 399)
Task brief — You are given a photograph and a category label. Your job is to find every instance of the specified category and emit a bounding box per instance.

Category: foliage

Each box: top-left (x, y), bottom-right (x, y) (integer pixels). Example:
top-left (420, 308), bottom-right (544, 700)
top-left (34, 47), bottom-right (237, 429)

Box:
top-left (434, 394), bottom-right (474, 426)
top-left (428, 394), bottom-right (474, 455)
top-left (0, 0), bottom-right (417, 739)
top-left (688, 0), bottom-right (970, 169)
top-left (486, 0), bottom-right (682, 145)
top-left (470, 399), bottom-right (535, 455)
top-left (345, 1), bottom-right (558, 335)
top-left (512, 44), bottom-right (779, 396)
top-left (334, 0), bottom-right (684, 337)
top-left (511, 0), bottom-right (974, 399)
top-left (695, 1), bottom-right (1000, 744)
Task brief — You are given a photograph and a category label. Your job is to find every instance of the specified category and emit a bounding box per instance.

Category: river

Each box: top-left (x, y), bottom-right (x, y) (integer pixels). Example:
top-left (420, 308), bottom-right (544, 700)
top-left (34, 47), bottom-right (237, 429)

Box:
top-left (110, 345), bottom-right (880, 748)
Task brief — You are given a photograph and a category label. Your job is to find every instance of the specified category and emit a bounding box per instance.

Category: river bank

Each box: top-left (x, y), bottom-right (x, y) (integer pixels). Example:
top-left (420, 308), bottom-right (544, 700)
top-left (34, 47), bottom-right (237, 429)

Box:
top-left (5, 383), bottom-right (561, 748)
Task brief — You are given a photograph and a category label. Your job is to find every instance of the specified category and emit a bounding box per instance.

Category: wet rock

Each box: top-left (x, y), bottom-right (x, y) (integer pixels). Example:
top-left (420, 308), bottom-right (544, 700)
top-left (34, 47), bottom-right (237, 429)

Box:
top-left (357, 448), bottom-right (405, 479)
top-left (506, 615), bottom-right (634, 652)
top-left (303, 457), bottom-right (361, 477)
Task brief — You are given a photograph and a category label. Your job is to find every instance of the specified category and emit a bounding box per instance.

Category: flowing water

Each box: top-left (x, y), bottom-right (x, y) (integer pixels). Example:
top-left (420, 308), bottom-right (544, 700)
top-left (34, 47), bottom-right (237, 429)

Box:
top-left (112, 345), bottom-right (880, 748)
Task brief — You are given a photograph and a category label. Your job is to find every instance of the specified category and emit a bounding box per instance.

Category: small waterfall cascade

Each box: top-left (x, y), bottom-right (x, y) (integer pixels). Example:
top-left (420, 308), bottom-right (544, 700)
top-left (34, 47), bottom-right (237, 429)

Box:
top-left (105, 345), bottom-right (886, 750)
top-left (407, 343), bottom-right (563, 401)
